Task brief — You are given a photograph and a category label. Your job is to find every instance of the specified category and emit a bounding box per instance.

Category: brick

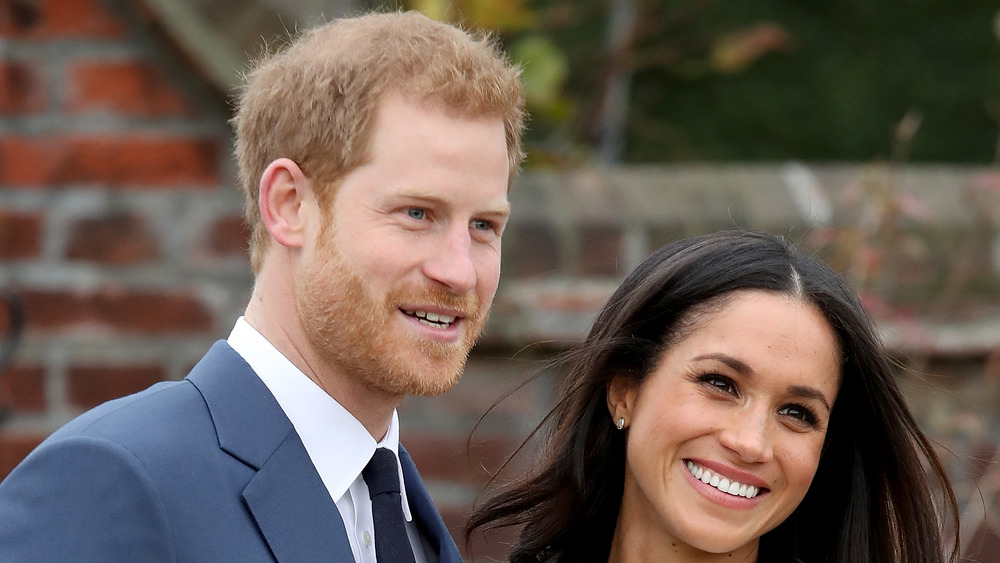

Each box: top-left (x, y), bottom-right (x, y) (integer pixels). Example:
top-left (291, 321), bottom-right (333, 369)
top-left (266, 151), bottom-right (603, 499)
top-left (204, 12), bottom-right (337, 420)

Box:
top-left (648, 225), bottom-right (686, 250)
top-left (0, 432), bottom-right (44, 479)
top-left (0, 0), bottom-right (125, 39)
top-left (429, 358), bottom-right (547, 420)
top-left (403, 433), bottom-right (519, 484)
top-left (21, 288), bottom-right (214, 334)
top-left (0, 209), bottom-right (43, 259)
top-left (92, 290), bottom-right (214, 333)
top-left (18, 289), bottom-right (84, 329)
top-left (0, 365), bottom-right (45, 412)
top-left (0, 289), bottom-right (27, 336)
top-left (580, 225), bottom-right (623, 276)
top-left (207, 214), bottom-right (249, 257)
top-left (505, 222), bottom-right (559, 277)
top-left (68, 60), bottom-right (192, 116)
top-left (0, 60), bottom-right (45, 114)
top-left (964, 520), bottom-right (1000, 561)
top-left (65, 213), bottom-right (159, 264)
top-left (0, 136), bottom-right (220, 187)
top-left (66, 364), bottom-right (164, 409)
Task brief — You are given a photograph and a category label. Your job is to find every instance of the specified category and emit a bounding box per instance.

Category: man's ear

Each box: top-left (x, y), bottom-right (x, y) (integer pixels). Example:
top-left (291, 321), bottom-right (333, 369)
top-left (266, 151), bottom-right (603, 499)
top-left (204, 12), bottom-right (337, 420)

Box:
top-left (259, 158), bottom-right (312, 249)
top-left (607, 376), bottom-right (638, 429)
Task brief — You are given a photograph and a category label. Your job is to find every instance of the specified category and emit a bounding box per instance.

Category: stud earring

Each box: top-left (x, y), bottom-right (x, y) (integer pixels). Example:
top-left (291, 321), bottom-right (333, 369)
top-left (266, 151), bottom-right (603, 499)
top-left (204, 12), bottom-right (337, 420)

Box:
top-left (616, 417), bottom-right (625, 430)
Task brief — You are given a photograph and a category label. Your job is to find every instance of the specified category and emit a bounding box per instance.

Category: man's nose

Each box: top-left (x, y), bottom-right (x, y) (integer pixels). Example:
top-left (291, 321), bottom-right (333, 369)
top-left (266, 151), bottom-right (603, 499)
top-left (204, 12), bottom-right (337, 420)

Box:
top-left (421, 225), bottom-right (477, 294)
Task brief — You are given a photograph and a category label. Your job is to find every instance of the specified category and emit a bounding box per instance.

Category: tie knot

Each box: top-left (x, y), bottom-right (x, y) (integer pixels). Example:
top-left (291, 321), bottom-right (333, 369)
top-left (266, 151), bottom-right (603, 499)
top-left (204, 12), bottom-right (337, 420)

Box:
top-left (363, 448), bottom-right (401, 497)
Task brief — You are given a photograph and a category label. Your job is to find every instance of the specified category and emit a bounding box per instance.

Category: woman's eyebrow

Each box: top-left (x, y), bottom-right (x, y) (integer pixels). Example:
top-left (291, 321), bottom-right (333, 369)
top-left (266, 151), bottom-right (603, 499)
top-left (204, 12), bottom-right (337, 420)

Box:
top-left (692, 353), bottom-right (752, 375)
top-left (693, 353), bottom-right (833, 412)
top-left (787, 385), bottom-right (832, 412)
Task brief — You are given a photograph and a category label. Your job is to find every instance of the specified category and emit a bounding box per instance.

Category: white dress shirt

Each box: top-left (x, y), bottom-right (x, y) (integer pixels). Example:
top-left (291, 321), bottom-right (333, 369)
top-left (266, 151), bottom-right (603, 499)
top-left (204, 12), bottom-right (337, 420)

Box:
top-left (227, 318), bottom-right (434, 563)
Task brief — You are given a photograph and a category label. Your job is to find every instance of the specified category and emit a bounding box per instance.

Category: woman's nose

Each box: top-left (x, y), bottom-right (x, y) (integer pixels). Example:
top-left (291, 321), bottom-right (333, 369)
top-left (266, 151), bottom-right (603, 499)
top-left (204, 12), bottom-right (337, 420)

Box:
top-left (718, 408), bottom-right (775, 464)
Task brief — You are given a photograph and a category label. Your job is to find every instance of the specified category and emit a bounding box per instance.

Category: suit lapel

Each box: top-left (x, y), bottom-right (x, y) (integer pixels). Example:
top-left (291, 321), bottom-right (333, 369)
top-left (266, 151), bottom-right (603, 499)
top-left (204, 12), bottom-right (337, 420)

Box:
top-left (189, 341), bottom-right (351, 562)
top-left (243, 432), bottom-right (352, 561)
top-left (399, 446), bottom-right (462, 563)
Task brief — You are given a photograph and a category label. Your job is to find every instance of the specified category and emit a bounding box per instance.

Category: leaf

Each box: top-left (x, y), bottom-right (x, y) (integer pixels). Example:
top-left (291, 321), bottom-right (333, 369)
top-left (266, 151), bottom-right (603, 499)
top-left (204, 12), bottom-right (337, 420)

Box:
top-left (709, 23), bottom-right (793, 73)
top-left (408, 0), bottom-right (452, 21)
top-left (464, 0), bottom-right (535, 31)
top-left (511, 35), bottom-right (569, 111)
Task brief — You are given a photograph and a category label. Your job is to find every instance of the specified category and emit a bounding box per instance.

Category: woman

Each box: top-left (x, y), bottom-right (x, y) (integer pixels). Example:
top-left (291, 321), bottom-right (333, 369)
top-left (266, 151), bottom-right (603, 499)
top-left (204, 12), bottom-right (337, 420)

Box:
top-left (467, 231), bottom-right (959, 562)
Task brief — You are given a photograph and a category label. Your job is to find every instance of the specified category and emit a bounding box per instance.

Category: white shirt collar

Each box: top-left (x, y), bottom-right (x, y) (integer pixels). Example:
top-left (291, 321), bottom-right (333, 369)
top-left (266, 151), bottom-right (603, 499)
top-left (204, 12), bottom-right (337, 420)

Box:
top-left (227, 317), bottom-right (413, 520)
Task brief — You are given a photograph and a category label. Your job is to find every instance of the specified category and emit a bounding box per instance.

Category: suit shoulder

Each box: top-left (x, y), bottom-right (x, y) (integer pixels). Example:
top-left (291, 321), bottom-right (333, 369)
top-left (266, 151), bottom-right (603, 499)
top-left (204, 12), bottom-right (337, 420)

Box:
top-left (49, 378), bottom-right (212, 453)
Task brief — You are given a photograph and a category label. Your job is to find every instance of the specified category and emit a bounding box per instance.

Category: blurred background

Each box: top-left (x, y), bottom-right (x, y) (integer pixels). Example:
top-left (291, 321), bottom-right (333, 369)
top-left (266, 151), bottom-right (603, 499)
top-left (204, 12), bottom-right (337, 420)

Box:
top-left (1, 0), bottom-right (999, 560)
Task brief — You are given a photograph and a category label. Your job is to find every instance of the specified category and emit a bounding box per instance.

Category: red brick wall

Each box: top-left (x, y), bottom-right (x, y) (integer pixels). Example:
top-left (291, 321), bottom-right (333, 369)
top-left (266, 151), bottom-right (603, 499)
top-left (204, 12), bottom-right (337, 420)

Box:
top-left (0, 0), bottom-right (248, 476)
top-left (0, 3), bottom-right (528, 559)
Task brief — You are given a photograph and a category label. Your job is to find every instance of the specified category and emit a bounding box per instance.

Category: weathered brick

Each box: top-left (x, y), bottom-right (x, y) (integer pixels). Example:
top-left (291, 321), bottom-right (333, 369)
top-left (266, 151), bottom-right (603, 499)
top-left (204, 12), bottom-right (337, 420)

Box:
top-left (0, 365), bottom-right (45, 412)
top-left (0, 289), bottom-right (27, 339)
top-left (0, 432), bottom-right (44, 479)
top-left (66, 364), bottom-right (164, 409)
top-left (21, 288), bottom-right (214, 334)
top-left (647, 225), bottom-right (686, 251)
top-left (18, 289), bottom-right (84, 329)
top-left (65, 213), bottom-right (159, 264)
top-left (505, 222), bottom-right (560, 277)
top-left (0, 0), bottom-right (125, 39)
top-left (68, 60), bottom-right (192, 116)
top-left (0, 60), bottom-right (45, 114)
top-left (964, 520), bottom-right (1000, 562)
top-left (0, 209), bottom-right (43, 259)
top-left (403, 433), bottom-right (518, 484)
top-left (427, 359), bottom-right (547, 420)
top-left (92, 290), bottom-right (214, 333)
top-left (207, 214), bottom-right (249, 257)
top-left (0, 136), bottom-right (220, 187)
top-left (580, 224), bottom-right (623, 276)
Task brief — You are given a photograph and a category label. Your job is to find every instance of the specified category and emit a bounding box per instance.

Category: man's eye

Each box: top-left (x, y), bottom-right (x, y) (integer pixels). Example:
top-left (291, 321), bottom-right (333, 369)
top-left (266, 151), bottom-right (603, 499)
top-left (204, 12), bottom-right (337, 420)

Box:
top-left (471, 219), bottom-right (492, 231)
top-left (406, 208), bottom-right (426, 220)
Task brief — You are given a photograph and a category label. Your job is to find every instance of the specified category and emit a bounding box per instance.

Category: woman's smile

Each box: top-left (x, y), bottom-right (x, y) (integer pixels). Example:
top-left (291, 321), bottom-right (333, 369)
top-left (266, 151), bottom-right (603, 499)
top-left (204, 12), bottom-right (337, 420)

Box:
top-left (610, 289), bottom-right (841, 557)
top-left (684, 460), bottom-right (764, 499)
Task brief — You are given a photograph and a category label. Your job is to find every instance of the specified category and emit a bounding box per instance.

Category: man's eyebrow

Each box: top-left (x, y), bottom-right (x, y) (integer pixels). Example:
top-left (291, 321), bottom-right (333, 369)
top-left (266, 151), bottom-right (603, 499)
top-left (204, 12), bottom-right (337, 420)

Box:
top-left (393, 191), bottom-right (511, 216)
top-left (486, 200), bottom-right (512, 216)
top-left (692, 353), bottom-right (832, 412)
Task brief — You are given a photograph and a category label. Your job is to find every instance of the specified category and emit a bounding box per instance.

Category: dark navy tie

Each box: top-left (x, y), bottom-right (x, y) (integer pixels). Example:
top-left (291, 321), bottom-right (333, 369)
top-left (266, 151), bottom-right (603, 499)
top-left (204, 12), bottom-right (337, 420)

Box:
top-left (363, 448), bottom-right (417, 563)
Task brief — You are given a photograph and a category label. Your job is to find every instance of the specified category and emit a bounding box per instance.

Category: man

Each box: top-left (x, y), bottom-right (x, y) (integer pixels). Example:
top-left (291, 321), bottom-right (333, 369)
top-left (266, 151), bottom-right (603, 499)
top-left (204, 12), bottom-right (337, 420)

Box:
top-left (0, 11), bottom-right (524, 562)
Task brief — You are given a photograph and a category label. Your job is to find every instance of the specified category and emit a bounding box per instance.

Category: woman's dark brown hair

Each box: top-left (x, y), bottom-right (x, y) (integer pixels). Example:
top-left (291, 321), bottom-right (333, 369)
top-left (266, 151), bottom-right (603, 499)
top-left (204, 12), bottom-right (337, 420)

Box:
top-left (467, 230), bottom-right (959, 562)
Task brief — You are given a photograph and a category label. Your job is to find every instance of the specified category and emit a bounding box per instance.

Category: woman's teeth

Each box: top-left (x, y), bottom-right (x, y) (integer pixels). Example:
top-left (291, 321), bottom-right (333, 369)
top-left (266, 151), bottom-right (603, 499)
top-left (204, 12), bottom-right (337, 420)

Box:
top-left (685, 460), bottom-right (760, 499)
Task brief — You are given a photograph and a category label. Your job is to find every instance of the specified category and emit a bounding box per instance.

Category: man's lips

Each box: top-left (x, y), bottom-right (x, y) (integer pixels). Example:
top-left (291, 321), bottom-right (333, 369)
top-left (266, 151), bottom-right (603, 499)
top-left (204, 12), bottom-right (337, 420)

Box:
top-left (401, 308), bottom-right (461, 329)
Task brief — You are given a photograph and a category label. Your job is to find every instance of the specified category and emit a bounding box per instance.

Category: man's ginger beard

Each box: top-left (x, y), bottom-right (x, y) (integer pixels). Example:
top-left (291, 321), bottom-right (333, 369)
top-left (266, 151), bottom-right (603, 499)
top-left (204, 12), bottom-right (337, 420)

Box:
top-left (294, 223), bottom-right (487, 397)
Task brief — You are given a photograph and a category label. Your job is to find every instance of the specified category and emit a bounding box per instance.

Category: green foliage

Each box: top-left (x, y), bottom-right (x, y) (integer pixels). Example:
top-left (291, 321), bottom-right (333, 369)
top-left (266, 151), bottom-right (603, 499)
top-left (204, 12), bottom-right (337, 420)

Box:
top-left (393, 0), bottom-right (1000, 164)
top-left (511, 36), bottom-right (570, 121)
top-left (628, 0), bottom-right (1000, 163)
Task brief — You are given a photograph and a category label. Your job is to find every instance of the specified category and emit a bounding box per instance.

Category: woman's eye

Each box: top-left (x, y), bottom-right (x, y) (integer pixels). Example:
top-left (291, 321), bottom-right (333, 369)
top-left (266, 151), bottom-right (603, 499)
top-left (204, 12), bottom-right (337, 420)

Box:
top-left (406, 208), bottom-right (426, 220)
top-left (778, 404), bottom-right (818, 427)
top-left (700, 374), bottom-right (737, 395)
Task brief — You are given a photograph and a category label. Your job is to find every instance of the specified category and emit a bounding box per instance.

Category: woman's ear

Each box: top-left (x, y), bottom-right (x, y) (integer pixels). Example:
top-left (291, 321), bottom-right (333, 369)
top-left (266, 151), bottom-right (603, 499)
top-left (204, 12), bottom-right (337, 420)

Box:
top-left (607, 376), bottom-right (638, 430)
top-left (258, 158), bottom-right (313, 249)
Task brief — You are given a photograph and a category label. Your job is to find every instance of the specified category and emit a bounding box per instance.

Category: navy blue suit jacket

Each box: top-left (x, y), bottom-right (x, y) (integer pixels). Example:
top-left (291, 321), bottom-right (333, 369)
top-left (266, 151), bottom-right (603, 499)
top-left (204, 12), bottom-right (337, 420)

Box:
top-left (0, 341), bottom-right (462, 562)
